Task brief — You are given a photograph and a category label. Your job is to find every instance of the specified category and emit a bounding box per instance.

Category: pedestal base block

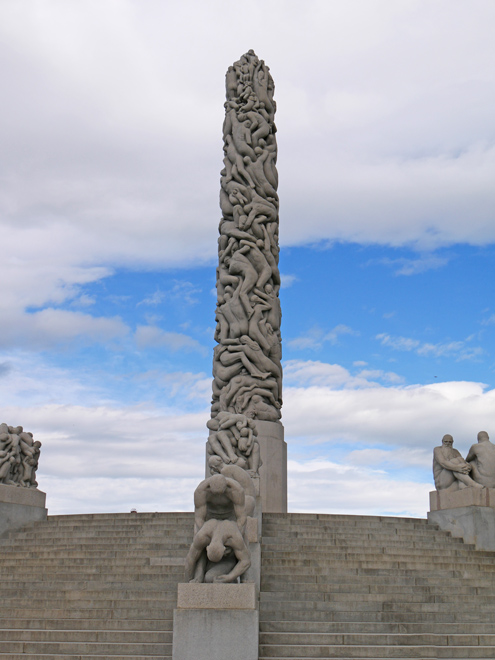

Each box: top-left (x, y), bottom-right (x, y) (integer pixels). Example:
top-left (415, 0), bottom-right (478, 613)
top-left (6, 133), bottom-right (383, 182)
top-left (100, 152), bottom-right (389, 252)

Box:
top-left (428, 505), bottom-right (495, 551)
top-left (173, 584), bottom-right (258, 660)
top-left (0, 484), bottom-right (47, 537)
top-left (428, 488), bottom-right (495, 551)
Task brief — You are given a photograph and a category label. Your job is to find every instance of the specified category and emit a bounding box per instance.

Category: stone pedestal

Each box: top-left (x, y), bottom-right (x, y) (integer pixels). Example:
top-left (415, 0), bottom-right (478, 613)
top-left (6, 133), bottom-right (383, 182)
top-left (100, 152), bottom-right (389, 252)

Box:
top-left (256, 420), bottom-right (287, 513)
top-left (428, 488), bottom-right (495, 551)
top-left (173, 584), bottom-right (258, 660)
top-left (0, 484), bottom-right (47, 538)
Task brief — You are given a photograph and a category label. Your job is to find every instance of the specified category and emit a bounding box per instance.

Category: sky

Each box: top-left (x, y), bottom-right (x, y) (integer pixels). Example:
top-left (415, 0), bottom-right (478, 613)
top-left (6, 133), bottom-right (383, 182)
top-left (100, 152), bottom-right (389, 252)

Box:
top-left (1, 0), bottom-right (495, 518)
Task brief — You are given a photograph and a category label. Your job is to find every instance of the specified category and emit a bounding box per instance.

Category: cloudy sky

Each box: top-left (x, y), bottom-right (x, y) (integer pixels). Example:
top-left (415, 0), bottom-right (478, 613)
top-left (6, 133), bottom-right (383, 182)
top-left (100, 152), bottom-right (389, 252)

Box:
top-left (1, 0), bottom-right (495, 517)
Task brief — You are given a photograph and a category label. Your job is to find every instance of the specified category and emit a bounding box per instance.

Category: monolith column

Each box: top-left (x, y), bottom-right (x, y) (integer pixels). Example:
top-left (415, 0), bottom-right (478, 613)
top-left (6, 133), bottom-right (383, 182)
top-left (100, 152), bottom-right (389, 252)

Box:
top-left (209, 49), bottom-right (287, 513)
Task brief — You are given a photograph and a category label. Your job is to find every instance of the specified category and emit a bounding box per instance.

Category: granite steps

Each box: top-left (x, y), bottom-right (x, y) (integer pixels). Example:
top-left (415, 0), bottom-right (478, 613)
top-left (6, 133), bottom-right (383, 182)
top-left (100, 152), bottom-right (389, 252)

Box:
top-left (259, 513), bottom-right (495, 660)
top-left (0, 512), bottom-right (194, 659)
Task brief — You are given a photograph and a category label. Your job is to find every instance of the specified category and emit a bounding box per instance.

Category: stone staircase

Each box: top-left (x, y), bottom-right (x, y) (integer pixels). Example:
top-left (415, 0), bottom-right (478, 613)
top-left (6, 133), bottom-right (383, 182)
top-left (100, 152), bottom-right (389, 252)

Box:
top-left (2, 511), bottom-right (495, 659)
top-left (259, 513), bottom-right (495, 659)
top-left (0, 512), bottom-right (194, 659)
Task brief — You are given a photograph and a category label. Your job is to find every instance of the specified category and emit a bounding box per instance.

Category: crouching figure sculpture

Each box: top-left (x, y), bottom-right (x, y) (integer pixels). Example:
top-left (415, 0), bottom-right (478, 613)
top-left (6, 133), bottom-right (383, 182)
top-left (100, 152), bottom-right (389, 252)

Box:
top-left (184, 472), bottom-right (252, 583)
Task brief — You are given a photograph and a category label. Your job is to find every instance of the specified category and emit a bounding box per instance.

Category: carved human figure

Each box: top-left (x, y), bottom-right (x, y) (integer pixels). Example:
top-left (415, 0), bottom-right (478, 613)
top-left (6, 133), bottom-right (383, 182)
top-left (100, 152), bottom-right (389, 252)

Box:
top-left (212, 50), bottom-right (282, 422)
top-left (0, 424), bottom-right (41, 488)
top-left (206, 417), bottom-right (239, 465)
top-left (184, 518), bottom-right (251, 583)
top-left (466, 431), bottom-right (495, 488)
top-left (244, 394), bottom-right (281, 422)
top-left (193, 474), bottom-right (248, 535)
top-left (208, 456), bottom-right (256, 517)
top-left (433, 435), bottom-right (483, 491)
top-left (215, 412), bottom-right (262, 476)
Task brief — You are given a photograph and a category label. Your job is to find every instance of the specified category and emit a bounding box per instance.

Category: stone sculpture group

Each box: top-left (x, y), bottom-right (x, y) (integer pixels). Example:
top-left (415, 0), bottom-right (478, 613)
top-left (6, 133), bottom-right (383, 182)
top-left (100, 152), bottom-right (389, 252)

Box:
top-left (433, 431), bottom-right (495, 491)
top-left (212, 49), bottom-right (282, 425)
top-left (184, 50), bottom-right (283, 584)
top-left (184, 468), bottom-right (255, 584)
top-left (0, 423), bottom-right (41, 488)
top-left (206, 411), bottom-right (262, 477)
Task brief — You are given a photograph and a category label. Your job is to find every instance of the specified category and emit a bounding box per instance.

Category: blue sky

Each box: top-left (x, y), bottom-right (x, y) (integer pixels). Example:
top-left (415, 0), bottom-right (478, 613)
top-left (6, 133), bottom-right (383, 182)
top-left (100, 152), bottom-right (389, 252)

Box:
top-left (1, 0), bottom-right (495, 516)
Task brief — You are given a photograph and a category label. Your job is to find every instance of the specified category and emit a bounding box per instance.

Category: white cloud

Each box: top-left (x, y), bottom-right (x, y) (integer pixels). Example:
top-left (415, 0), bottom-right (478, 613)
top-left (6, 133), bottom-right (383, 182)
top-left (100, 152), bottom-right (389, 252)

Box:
top-left (373, 255), bottom-right (450, 276)
top-left (280, 274), bottom-right (298, 288)
top-left (283, 368), bottom-right (494, 453)
top-left (135, 325), bottom-right (208, 355)
top-left (376, 333), bottom-right (483, 361)
top-left (2, 353), bottom-right (493, 516)
top-left (0, 308), bottom-right (128, 350)
top-left (0, 1), bottom-right (493, 332)
top-left (138, 289), bottom-right (166, 306)
top-left (288, 458), bottom-right (430, 517)
top-left (288, 325), bottom-right (359, 350)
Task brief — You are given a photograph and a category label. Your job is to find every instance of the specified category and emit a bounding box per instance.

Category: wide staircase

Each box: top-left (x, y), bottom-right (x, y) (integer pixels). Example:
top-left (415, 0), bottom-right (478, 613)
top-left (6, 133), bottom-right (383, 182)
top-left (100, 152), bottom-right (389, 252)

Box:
top-left (259, 513), bottom-right (495, 659)
top-left (0, 512), bottom-right (194, 659)
top-left (2, 511), bottom-right (495, 659)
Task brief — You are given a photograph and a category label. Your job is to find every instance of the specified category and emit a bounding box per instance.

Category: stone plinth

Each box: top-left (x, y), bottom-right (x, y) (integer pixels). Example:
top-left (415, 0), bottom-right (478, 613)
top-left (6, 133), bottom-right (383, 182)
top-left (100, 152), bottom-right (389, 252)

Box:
top-left (428, 487), bottom-right (495, 551)
top-left (173, 583), bottom-right (258, 660)
top-left (177, 583), bottom-right (257, 609)
top-left (0, 484), bottom-right (47, 537)
top-left (429, 487), bottom-right (495, 511)
top-left (256, 420), bottom-right (287, 513)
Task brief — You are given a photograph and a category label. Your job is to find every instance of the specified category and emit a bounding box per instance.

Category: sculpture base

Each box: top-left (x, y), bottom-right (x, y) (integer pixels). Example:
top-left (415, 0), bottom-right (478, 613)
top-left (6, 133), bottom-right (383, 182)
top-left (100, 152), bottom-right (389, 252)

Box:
top-left (429, 487), bottom-right (495, 511)
top-left (0, 484), bottom-right (47, 538)
top-left (173, 584), bottom-right (258, 660)
top-left (428, 488), bottom-right (495, 551)
top-left (256, 420), bottom-right (287, 513)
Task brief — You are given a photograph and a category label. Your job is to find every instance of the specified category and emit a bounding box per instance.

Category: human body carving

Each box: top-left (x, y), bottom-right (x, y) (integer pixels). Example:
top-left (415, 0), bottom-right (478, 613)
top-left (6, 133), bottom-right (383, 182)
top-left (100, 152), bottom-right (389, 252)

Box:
top-left (0, 424), bottom-right (41, 488)
top-left (466, 431), bottom-right (495, 488)
top-left (185, 471), bottom-right (253, 583)
top-left (211, 50), bottom-right (282, 423)
top-left (433, 435), bottom-right (482, 491)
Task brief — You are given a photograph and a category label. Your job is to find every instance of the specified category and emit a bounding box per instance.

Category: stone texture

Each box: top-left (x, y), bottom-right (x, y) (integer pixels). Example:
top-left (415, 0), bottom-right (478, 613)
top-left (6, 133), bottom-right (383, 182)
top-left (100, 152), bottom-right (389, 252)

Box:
top-left (256, 419), bottom-right (287, 513)
top-left (433, 434), bottom-right (482, 491)
top-left (245, 515), bottom-right (258, 543)
top-left (259, 512), bottom-right (495, 659)
top-left (0, 423), bottom-right (42, 488)
top-left (173, 609), bottom-right (259, 660)
top-left (0, 485), bottom-right (47, 537)
top-left (466, 431), bottom-right (495, 487)
top-left (176, 583), bottom-right (257, 610)
top-left (184, 473), bottom-right (254, 583)
top-left (428, 505), bottom-right (495, 551)
top-left (210, 49), bottom-right (282, 426)
top-left (0, 483), bottom-right (46, 507)
top-left (430, 486), bottom-right (495, 511)
top-left (1, 512), bottom-right (495, 658)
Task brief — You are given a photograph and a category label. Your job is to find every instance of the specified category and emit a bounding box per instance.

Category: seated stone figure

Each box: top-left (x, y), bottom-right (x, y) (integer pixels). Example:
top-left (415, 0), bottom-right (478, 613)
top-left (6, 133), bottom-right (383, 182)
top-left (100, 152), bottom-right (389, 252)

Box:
top-left (433, 434), bottom-right (483, 491)
top-left (466, 431), bottom-right (495, 488)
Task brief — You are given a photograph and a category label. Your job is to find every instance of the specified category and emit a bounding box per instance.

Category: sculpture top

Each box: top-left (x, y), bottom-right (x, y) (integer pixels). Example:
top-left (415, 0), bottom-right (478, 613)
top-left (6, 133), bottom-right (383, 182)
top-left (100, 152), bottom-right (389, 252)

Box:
top-left (211, 50), bottom-right (282, 428)
top-left (432, 433), bottom-right (493, 491)
top-left (0, 423), bottom-right (41, 489)
top-left (466, 431), bottom-right (495, 488)
top-left (225, 49), bottom-right (276, 119)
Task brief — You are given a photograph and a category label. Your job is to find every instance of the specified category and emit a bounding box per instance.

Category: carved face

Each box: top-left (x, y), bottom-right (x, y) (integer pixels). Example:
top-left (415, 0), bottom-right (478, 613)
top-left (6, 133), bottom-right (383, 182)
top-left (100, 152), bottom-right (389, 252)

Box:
top-left (442, 435), bottom-right (454, 448)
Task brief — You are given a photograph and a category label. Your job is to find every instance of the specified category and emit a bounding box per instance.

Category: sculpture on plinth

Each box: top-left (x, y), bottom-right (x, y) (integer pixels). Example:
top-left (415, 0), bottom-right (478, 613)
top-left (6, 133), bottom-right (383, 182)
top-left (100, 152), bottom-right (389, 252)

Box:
top-left (0, 423), bottom-right (42, 488)
top-left (212, 49), bottom-right (282, 426)
top-left (184, 473), bottom-right (253, 583)
top-left (432, 432), bottom-right (495, 491)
